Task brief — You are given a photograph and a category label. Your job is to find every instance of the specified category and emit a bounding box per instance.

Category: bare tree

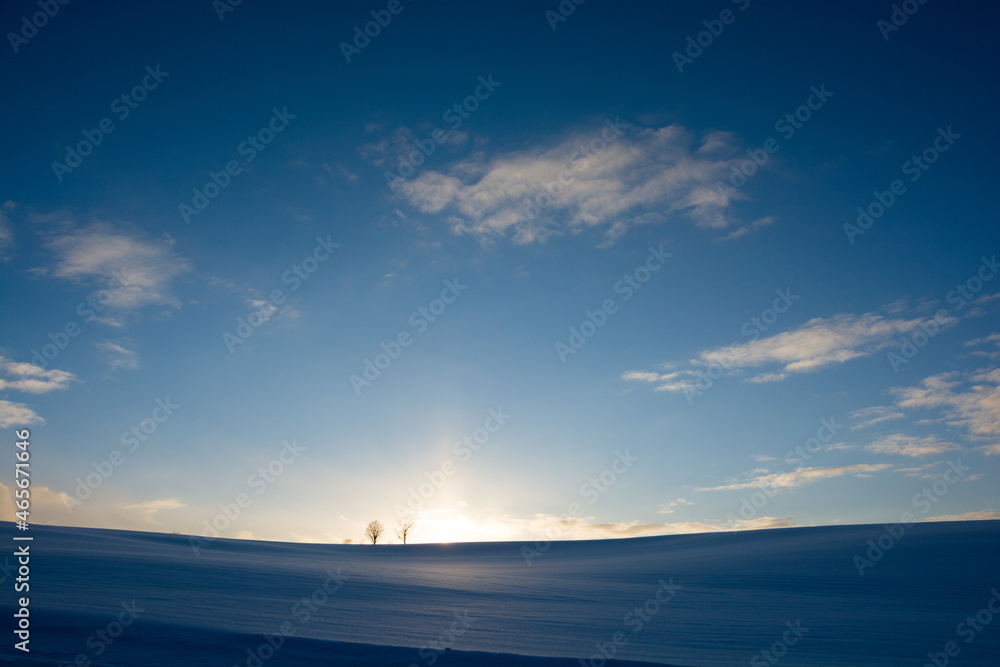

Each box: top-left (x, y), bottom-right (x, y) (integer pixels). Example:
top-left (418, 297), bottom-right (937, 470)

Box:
top-left (342, 538), bottom-right (352, 544)
top-left (364, 520), bottom-right (385, 545)
top-left (396, 517), bottom-right (415, 545)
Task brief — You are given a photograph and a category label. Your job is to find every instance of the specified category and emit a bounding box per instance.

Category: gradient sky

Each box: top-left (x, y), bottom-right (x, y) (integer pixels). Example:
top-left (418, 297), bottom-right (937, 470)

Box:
top-left (1, 0), bottom-right (998, 545)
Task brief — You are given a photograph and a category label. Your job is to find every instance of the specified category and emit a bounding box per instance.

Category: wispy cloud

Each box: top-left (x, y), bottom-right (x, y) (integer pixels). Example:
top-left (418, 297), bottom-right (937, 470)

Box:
top-left (360, 124), bottom-right (469, 170)
top-left (657, 497), bottom-right (693, 515)
top-left (895, 461), bottom-right (980, 480)
top-left (965, 333), bottom-right (1000, 360)
top-left (865, 433), bottom-right (961, 457)
top-left (0, 400), bottom-right (44, 428)
top-left (698, 313), bottom-right (953, 379)
top-left (624, 310), bottom-right (957, 393)
top-left (0, 355), bottom-right (76, 427)
top-left (728, 516), bottom-right (798, 531)
top-left (37, 221), bottom-right (191, 322)
top-left (921, 510), bottom-right (1000, 522)
top-left (118, 498), bottom-right (186, 515)
top-left (720, 216), bottom-right (775, 241)
top-left (965, 333), bottom-right (1000, 347)
top-left (849, 405), bottom-right (905, 430)
top-left (698, 464), bottom-right (893, 492)
top-left (0, 355), bottom-right (77, 393)
top-left (891, 368), bottom-right (1000, 440)
top-left (394, 122), bottom-right (755, 245)
top-left (97, 341), bottom-right (139, 372)
top-left (0, 483), bottom-right (190, 533)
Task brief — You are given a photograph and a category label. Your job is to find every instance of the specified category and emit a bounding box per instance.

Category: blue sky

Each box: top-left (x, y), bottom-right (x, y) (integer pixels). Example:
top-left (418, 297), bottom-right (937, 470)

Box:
top-left (1, 0), bottom-right (998, 544)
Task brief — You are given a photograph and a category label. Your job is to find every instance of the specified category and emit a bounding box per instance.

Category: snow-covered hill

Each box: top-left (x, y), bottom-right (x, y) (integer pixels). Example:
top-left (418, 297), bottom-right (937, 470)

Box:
top-left (3, 520), bottom-right (997, 665)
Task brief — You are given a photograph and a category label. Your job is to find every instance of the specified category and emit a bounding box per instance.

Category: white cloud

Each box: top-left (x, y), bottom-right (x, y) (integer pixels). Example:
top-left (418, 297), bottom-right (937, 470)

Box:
top-left (921, 510), bottom-right (1000, 522)
top-left (97, 341), bottom-right (139, 371)
top-left (0, 356), bottom-right (77, 393)
top-left (865, 433), bottom-right (961, 457)
top-left (698, 464), bottom-right (893, 492)
top-left (849, 405), bottom-right (905, 430)
top-left (720, 216), bottom-right (775, 241)
top-left (0, 356), bottom-right (77, 427)
top-left (728, 516), bottom-right (798, 531)
top-left (965, 333), bottom-right (1000, 347)
top-left (621, 369), bottom-right (703, 394)
top-left (892, 368), bottom-right (1000, 440)
top-left (0, 400), bottom-right (44, 428)
top-left (118, 498), bottom-right (186, 515)
top-left (657, 497), bottom-right (693, 515)
top-left (247, 299), bottom-right (278, 322)
top-left (622, 371), bottom-right (661, 383)
top-left (824, 443), bottom-right (858, 452)
top-left (0, 482), bottom-right (193, 533)
top-left (966, 333), bottom-right (1000, 360)
top-left (394, 121), bottom-right (755, 244)
top-left (625, 310), bottom-right (956, 393)
top-left (700, 313), bottom-right (952, 377)
top-left (892, 372), bottom-right (962, 410)
top-left (38, 222), bottom-right (191, 321)
top-left (894, 462), bottom-right (942, 478)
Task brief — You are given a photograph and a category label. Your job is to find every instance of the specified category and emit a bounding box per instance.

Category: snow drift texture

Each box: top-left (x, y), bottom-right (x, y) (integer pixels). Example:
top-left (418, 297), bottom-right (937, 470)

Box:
top-left (1, 520), bottom-right (998, 665)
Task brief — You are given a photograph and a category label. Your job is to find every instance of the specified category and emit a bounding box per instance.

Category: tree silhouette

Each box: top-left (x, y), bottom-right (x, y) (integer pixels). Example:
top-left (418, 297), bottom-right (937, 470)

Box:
top-left (396, 517), bottom-right (415, 544)
top-left (364, 520), bottom-right (385, 545)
